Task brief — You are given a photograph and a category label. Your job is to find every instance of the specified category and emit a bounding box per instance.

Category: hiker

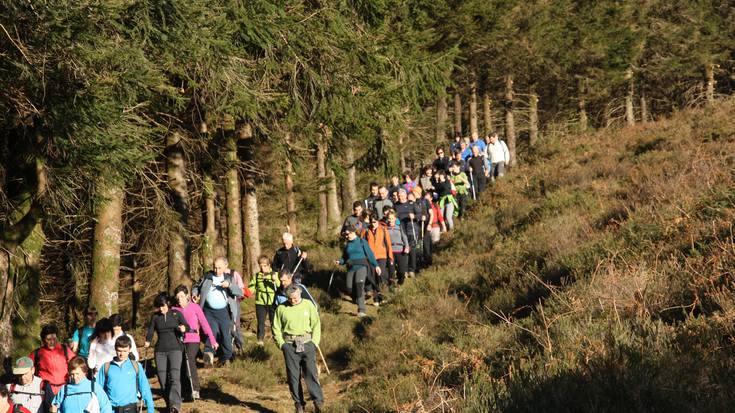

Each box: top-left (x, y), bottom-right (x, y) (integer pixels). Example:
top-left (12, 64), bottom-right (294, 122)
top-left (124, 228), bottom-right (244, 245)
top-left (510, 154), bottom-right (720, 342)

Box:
top-left (69, 307), bottom-right (96, 360)
top-left (192, 257), bottom-right (243, 367)
top-left (435, 170), bottom-right (458, 231)
top-left (365, 213), bottom-right (393, 298)
top-left (432, 147), bottom-right (450, 173)
top-left (373, 187), bottom-right (393, 221)
top-left (469, 134), bottom-right (487, 152)
top-left (418, 166), bottom-right (435, 194)
top-left (29, 324), bottom-right (76, 406)
top-left (416, 191), bottom-right (434, 266)
top-left (1, 386), bottom-right (32, 413)
top-left (87, 318), bottom-right (116, 373)
top-left (49, 357), bottom-right (111, 413)
top-left (468, 145), bottom-right (488, 196)
top-left (336, 224), bottom-right (381, 317)
top-left (341, 202), bottom-right (367, 236)
top-left (426, 191), bottom-right (445, 243)
top-left (394, 189), bottom-right (421, 277)
top-left (144, 292), bottom-right (189, 413)
top-left (273, 233), bottom-right (310, 284)
top-left (274, 270), bottom-right (316, 308)
top-left (403, 172), bottom-right (417, 194)
top-left (449, 132), bottom-right (462, 154)
top-left (173, 285), bottom-right (217, 401)
top-left (6, 357), bottom-right (43, 413)
top-left (452, 149), bottom-right (467, 173)
top-left (109, 315), bottom-right (139, 362)
top-left (248, 256), bottom-right (280, 345)
top-left (272, 285), bottom-right (324, 413)
top-left (485, 132), bottom-right (510, 181)
top-left (460, 140), bottom-right (472, 161)
top-left (95, 336), bottom-right (154, 413)
top-left (388, 176), bottom-right (402, 199)
top-left (362, 182), bottom-right (379, 212)
top-left (385, 210), bottom-right (409, 286)
top-left (449, 161), bottom-right (470, 219)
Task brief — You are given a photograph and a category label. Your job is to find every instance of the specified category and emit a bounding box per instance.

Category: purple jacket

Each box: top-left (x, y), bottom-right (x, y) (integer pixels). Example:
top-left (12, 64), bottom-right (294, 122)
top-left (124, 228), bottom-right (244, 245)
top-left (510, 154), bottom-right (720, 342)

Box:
top-left (173, 302), bottom-right (217, 345)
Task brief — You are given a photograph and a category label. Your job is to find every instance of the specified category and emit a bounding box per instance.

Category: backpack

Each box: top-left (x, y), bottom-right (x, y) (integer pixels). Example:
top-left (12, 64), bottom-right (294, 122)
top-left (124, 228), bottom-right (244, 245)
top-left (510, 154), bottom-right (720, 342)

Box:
top-left (33, 344), bottom-right (69, 373)
top-left (61, 380), bottom-right (95, 406)
top-left (102, 355), bottom-right (141, 399)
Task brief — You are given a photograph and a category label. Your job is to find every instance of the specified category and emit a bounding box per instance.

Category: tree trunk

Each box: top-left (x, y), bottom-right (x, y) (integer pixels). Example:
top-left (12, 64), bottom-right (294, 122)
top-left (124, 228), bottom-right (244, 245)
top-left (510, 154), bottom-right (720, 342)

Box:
top-left (316, 137), bottom-right (328, 241)
top-left (640, 92), bottom-right (649, 123)
top-left (90, 181), bottom-right (124, 317)
top-left (0, 249), bottom-right (13, 358)
top-left (529, 89), bottom-right (539, 147)
top-left (469, 79), bottom-right (479, 139)
top-left (625, 68), bottom-right (635, 126)
top-left (483, 92), bottom-right (493, 136)
top-left (436, 93), bottom-right (448, 144)
top-left (505, 75), bottom-right (517, 166)
top-left (224, 131), bottom-right (244, 275)
top-left (342, 145), bottom-right (357, 214)
top-left (327, 167), bottom-right (341, 235)
top-left (201, 174), bottom-right (216, 272)
top-left (284, 133), bottom-right (298, 236)
top-left (453, 92), bottom-right (462, 137)
top-left (166, 131), bottom-right (189, 289)
top-left (240, 124), bottom-right (261, 275)
top-left (578, 78), bottom-right (588, 131)
top-left (705, 64), bottom-right (715, 104)
top-left (398, 132), bottom-right (407, 172)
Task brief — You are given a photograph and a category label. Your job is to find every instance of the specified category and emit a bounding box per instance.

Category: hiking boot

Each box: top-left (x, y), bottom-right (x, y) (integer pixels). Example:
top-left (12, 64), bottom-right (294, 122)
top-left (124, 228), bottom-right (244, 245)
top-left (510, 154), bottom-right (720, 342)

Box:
top-left (294, 402), bottom-right (305, 413)
top-left (191, 391), bottom-right (200, 400)
top-left (314, 402), bottom-right (324, 413)
top-left (216, 359), bottom-right (231, 368)
top-left (357, 312), bottom-right (367, 318)
top-left (372, 300), bottom-right (380, 307)
top-left (257, 340), bottom-right (264, 346)
top-left (407, 271), bottom-right (414, 278)
top-left (204, 352), bottom-right (214, 367)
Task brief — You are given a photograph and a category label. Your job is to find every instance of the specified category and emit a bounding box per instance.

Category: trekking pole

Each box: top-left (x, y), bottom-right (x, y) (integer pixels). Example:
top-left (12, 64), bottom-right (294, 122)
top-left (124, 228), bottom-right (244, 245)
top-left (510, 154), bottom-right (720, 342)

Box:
top-left (469, 167), bottom-right (477, 201)
top-left (179, 337), bottom-right (195, 400)
top-left (139, 347), bottom-right (149, 413)
top-left (316, 345), bottom-right (331, 375)
top-left (291, 256), bottom-right (304, 278)
top-left (327, 268), bottom-right (337, 292)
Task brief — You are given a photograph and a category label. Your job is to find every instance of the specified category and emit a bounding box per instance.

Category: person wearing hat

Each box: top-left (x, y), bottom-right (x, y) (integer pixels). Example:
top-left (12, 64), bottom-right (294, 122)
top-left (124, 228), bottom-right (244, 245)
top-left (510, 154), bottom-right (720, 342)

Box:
top-left (335, 224), bottom-right (381, 317)
top-left (0, 386), bottom-right (32, 413)
top-left (5, 357), bottom-right (43, 413)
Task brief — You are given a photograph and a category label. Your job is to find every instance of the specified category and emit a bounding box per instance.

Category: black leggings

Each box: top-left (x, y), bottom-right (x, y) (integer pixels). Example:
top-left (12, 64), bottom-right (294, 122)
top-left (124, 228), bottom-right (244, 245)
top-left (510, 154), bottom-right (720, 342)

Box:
top-left (390, 252), bottom-right (408, 285)
top-left (255, 304), bottom-right (276, 341)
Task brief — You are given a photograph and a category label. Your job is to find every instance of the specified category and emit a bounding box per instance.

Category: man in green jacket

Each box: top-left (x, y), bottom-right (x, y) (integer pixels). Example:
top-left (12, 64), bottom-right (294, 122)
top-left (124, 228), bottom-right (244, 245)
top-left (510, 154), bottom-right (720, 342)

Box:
top-left (272, 285), bottom-right (324, 413)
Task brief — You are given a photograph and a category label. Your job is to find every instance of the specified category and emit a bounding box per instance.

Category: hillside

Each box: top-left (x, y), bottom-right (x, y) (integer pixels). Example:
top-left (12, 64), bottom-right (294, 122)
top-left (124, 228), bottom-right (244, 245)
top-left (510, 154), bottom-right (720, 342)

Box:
top-left (312, 99), bottom-right (735, 412)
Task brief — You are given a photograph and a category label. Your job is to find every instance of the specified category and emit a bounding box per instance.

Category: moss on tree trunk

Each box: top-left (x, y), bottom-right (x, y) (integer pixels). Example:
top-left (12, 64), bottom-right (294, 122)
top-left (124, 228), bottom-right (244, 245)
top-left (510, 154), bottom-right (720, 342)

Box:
top-left (505, 75), bottom-right (517, 166)
top-left (224, 132), bottom-right (244, 275)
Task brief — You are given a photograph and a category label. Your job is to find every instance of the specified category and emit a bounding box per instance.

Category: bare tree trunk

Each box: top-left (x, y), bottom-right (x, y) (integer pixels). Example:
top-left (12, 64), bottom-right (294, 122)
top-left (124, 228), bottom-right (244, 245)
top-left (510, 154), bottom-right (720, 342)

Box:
top-left (201, 174), bottom-right (216, 272)
top-left (327, 168), bottom-right (341, 235)
top-left (640, 92), bottom-right (649, 123)
top-left (625, 68), bottom-right (635, 126)
top-left (90, 181), bottom-right (124, 317)
top-left (705, 64), bottom-right (716, 104)
top-left (342, 145), bottom-right (357, 214)
top-left (0, 249), bottom-right (13, 358)
top-left (505, 75), bottom-right (517, 166)
top-left (166, 131), bottom-right (189, 289)
top-left (436, 93), bottom-right (448, 144)
top-left (453, 92), bottom-right (462, 137)
top-left (224, 131), bottom-right (244, 275)
top-left (240, 124), bottom-right (261, 275)
top-left (398, 132), bottom-right (407, 172)
top-left (529, 89), bottom-right (539, 147)
top-left (284, 133), bottom-right (297, 236)
top-left (578, 78), bottom-right (588, 131)
top-left (483, 92), bottom-right (493, 136)
top-left (316, 137), bottom-right (328, 241)
top-left (469, 78), bottom-right (479, 139)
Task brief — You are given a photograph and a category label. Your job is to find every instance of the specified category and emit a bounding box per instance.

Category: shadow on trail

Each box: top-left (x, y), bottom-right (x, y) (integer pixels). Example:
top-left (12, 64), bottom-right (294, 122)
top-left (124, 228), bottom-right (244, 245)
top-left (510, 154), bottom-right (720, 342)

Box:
top-left (200, 383), bottom-right (279, 413)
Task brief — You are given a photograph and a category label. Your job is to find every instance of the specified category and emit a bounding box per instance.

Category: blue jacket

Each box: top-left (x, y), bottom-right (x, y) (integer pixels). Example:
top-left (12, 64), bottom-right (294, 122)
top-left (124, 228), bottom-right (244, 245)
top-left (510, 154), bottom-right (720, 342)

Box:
top-left (52, 378), bottom-right (112, 413)
top-left (95, 358), bottom-right (154, 413)
top-left (339, 237), bottom-right (379, 268)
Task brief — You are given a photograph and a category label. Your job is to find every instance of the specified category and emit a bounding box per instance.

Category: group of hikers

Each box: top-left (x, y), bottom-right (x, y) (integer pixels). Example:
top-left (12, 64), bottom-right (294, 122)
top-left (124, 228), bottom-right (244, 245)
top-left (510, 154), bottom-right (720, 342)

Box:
top-left (1, 132), bottom-right (510, 413)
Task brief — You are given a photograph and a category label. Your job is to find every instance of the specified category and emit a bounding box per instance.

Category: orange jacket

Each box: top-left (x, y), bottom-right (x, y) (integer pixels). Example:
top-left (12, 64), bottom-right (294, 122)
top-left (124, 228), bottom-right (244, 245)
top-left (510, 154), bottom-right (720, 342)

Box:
top-left (366, 223), bottom-right (394, 261)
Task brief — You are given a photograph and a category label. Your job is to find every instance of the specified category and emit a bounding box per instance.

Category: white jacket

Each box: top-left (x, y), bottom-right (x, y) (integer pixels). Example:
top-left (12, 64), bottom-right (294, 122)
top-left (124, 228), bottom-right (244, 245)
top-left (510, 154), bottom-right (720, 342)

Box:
top-left (486, 140), bottom-right (510, 164)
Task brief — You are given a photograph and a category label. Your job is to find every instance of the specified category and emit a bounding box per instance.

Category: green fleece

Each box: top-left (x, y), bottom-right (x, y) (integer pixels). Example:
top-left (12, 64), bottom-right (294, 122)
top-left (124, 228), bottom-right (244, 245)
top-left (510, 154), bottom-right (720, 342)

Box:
top-left (248, 271), bottom-right (280, 305)
top-left (273, 299), bottom-right (321, 348)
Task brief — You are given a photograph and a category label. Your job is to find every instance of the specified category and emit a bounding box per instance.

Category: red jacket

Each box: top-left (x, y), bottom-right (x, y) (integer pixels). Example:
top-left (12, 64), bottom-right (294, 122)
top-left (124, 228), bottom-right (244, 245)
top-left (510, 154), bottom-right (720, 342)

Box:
top-left (29, 345), bottom-right (75, 393)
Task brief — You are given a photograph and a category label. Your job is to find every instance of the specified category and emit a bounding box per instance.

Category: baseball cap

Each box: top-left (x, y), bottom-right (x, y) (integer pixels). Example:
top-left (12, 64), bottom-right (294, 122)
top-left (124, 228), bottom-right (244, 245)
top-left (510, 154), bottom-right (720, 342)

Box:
top-left (13, 356), bottom-right (33, 375)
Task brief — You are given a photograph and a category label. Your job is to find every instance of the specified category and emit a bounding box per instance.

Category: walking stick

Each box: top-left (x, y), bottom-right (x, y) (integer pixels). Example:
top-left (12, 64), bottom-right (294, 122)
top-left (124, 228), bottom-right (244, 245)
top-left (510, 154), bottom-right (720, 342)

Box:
top-left (291, 256), bottom-right (304, 277)
top-left (179, 337), bottom-right (195, 400)
top-left (327, 269), bottom-right (337, 292)
top-left (139, 347), bottom-right (148, 413)
top-left (469, 167), bottom-right (477, 200)
top-left (316, 345), bottom-right (331, 375)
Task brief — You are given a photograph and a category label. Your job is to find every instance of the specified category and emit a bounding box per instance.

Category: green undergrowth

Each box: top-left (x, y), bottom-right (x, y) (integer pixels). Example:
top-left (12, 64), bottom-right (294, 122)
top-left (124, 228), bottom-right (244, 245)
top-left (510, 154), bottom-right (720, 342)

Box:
top-left (333, 99), bottom-right (735, 412)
